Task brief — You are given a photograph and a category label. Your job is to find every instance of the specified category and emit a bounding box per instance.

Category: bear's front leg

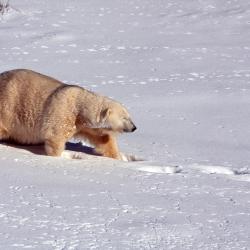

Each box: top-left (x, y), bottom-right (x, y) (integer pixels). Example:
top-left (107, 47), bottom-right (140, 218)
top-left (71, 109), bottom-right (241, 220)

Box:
top-left (95, 134), bottom-right (122, 160)
top-left (44, 138), bottom-right (66, 156)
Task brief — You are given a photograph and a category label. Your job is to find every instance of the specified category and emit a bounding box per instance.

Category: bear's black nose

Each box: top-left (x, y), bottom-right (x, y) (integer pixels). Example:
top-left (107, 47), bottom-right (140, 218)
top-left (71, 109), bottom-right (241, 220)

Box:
top-left (132, 125), bottom-right (137, 132)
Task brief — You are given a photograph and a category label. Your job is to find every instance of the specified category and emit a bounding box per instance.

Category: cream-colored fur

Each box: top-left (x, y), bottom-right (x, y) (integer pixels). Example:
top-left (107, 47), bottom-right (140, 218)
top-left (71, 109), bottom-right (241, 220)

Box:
top-left (0, 69), bottom-right (136, 160)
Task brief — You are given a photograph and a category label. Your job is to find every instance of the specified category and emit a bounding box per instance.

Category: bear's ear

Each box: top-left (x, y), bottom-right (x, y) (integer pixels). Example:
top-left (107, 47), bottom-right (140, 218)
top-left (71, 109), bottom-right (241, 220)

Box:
top-left (99, 108), bottom-right (112, 123)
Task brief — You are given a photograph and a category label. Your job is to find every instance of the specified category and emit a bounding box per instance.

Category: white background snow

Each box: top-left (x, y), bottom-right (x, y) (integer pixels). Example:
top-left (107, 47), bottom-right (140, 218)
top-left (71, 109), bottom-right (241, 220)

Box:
top-left (0, 0), bottom-right (250, 249)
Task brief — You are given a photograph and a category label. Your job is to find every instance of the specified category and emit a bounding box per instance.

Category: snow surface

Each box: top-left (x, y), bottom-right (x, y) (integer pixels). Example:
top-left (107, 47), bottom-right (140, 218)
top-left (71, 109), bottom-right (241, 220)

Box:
top-left (1, 0), bottom-right (250, 249)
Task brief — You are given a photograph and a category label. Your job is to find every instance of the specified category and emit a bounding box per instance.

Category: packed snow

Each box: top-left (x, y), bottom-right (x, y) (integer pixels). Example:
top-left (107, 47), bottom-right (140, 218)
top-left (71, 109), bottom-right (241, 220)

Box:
top-left (1, 0), bottom-right (250, 249)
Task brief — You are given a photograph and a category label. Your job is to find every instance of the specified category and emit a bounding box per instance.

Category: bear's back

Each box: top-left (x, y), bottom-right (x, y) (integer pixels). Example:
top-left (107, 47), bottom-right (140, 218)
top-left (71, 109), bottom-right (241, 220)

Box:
top-left (0, 69), bottom-right (65, 144)
top-left (0, 69), bottom-right (63, 93)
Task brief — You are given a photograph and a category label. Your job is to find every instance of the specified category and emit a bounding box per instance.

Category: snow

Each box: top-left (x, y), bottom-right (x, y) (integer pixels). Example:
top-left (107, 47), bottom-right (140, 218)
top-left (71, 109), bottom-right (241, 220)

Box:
top-left (1, 0), bottom-right (250, 249)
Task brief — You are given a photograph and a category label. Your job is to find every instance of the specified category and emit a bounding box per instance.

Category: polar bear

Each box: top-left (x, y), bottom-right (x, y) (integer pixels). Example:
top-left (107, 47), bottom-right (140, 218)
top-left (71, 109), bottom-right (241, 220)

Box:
top-left (0, 69), bottom-right (136, 160)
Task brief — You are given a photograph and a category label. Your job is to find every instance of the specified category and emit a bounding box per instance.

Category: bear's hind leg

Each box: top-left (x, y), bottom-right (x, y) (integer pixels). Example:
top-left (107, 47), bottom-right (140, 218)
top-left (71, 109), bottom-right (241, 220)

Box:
top-left (0, 125), bottom-right (9, 141)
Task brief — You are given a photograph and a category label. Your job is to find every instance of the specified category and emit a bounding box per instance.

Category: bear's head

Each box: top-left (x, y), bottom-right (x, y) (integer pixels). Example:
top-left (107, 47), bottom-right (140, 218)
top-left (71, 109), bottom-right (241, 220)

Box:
top-left (98, 102), bottom-right (136, 133)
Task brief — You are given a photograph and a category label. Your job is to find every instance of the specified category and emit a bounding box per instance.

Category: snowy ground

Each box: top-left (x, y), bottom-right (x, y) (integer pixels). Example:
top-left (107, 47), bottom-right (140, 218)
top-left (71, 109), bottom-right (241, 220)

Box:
top-left (1, 0), bottom-right (250, 249)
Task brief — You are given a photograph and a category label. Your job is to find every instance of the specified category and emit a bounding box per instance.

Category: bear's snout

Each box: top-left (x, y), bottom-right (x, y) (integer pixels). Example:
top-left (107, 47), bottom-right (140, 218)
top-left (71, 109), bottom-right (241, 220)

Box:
top-left (123, 120), bottom-right (137, 133)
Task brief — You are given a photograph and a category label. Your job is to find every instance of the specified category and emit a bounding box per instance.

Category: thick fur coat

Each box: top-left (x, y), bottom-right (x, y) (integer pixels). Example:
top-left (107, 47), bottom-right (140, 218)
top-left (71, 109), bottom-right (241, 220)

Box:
top-left (0, 69), bottom-right (136, 160)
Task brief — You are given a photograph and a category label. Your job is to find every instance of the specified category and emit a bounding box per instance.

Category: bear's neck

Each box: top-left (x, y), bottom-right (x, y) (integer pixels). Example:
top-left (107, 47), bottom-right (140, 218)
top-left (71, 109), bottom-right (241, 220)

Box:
top-left (77, 89), bottom-right (104, 127)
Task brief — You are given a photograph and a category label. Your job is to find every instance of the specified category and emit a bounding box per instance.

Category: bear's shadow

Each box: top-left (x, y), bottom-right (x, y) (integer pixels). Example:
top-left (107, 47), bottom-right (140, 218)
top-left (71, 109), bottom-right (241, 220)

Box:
top-left (0, 141), bottom-right (99, 157)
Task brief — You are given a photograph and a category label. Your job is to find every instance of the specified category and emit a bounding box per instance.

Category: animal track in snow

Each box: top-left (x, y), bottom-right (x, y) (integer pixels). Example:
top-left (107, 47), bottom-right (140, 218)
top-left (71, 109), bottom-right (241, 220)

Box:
top-left (124, 161), bottom-right (250, 181)
top-left (190, 164), bottom-right (235, 175)
top-left (189, 164), bottom-right (250, 182)
top-left (127, 162), bottom-right (182, 174)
